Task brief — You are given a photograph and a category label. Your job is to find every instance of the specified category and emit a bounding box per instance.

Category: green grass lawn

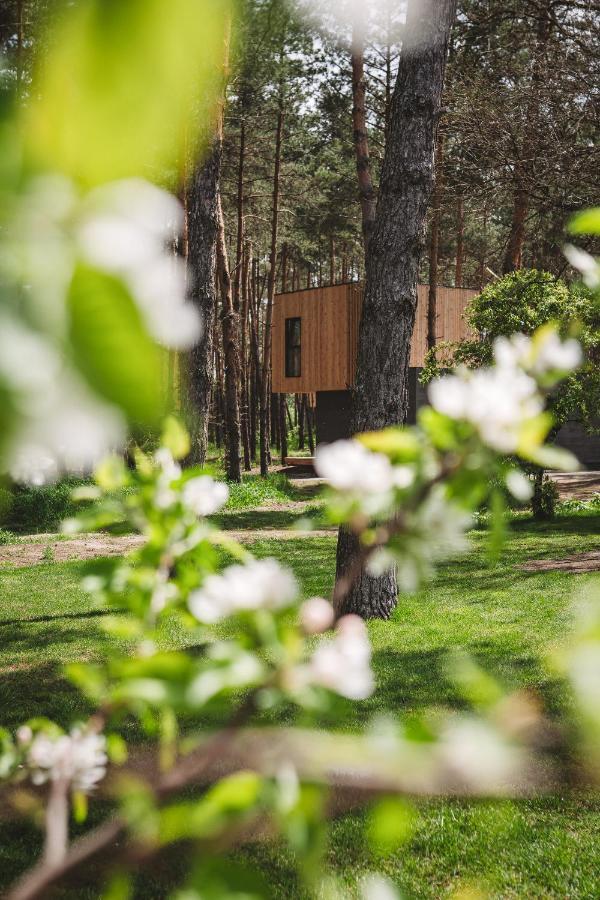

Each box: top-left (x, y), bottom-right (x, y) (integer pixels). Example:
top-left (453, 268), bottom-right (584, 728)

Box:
top-left (1, 514), bottom-right (599, 897)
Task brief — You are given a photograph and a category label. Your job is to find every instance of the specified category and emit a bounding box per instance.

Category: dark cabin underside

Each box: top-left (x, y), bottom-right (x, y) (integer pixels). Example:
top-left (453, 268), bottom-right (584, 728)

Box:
top-left (315, 372), bottom-right (600, 470)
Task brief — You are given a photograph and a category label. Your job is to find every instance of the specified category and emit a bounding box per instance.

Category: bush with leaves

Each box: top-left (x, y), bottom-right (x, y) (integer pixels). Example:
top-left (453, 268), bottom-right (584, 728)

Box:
top-left (421, 269), bottom-right (600, 518)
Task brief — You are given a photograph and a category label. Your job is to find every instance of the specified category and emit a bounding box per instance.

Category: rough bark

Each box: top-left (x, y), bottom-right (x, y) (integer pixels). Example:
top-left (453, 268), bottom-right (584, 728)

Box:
top-left (455, 195), bottom-right (464, 287)
top-left (502, 185), bottom-right (528, 273)
top-left (335, 0), bottom-right (457, 620)
top-left (185, 137), bottom-right (222, 465)
top-left (427, 132), bottom-right (444, 350)
top-left (216, 196), bottom-right (242, 482)
top-left (351, 31), bottom-right (377, 250)
top-left (259, 104), bottom-right (284, 476)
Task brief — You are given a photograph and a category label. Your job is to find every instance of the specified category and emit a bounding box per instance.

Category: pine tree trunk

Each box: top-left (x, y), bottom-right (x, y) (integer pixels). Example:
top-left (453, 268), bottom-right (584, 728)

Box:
top-left (260, 104), bottom-right (284, 476)
top-left (427, 132), bottom-right (444, 351)
top-left (334, 0), bottom-right (457, 620)
top-left (240, 244), bottom-right (252, 471)
top-left (185, 136), bottom-right (222, 466)
top-left (455, 195), bottom-right (464, 287)
top-left (279, 394), bottom-right (288, 465)
top-left (351, 31), bottom-right (377, 251)
top-left (502, 185), bottom-right (528, 273)
top-left (216, 197), bottom-right (242, 482)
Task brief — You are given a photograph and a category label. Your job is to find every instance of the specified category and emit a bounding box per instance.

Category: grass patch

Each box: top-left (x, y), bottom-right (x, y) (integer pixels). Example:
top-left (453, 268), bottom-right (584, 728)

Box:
top-left (0, 514), bottom-right (599, 896)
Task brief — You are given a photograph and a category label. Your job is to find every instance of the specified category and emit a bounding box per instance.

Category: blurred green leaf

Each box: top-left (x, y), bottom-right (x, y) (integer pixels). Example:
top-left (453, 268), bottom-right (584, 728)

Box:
top-left (25, 0), bottom-right (231, 186)
top-left (568, 208), bottom-right (600, 235)
top-left (162, 416), bottom-right (190, 460)
top-left (68, 264), bottom-right (162, 423)
top-left (367, 796), bottom-right (415, 857)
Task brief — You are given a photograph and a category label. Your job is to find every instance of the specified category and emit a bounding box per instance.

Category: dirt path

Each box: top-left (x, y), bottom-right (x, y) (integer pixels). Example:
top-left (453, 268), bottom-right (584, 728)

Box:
top-left (520, 550), bottom-right (600, 573)
top-left (549, 471), bottom-right (600, 500)
top-left (0, 527), bottom-right (337, 569)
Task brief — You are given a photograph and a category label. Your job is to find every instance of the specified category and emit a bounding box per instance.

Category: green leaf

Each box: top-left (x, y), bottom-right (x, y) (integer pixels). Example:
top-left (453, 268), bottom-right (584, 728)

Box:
top-left (488, 487), bottom-right (506, 564)
top-left (72, 790), bottom-right (88, 823)
top-left (367, 797), bottom-right (415, 856)
top-left (161, 417), bottom-right (190, 460)
top-left (25, 0), bottom-right (231, 187)
top-left (95, 456), bottom-right (127, 491)
top-left (568, 208), bottom-right (600, 235)
top-left (68, 264), bottom-right (163, 424)
top-left (359, 427), bottom-right (420, 461)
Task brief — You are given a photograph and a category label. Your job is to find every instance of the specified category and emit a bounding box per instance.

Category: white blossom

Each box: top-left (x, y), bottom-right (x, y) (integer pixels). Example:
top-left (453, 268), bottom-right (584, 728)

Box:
top-left (315, 440), bottom-right (414, 511)
top-left (300, 596), bottom-right (335, 634)
top-left (429, 364), bottom-right (543, 454)
top-left (78, 178), bottom-right (201, 349)
top-left (182, 476), bottom-right (229, 517)
top-left (564, 243), bottom-right (600, 289)
top-left (531, 331), bottom-right (582, 375)
top-left (188, 558), bottom-right (298, 623)
top-left (505, 469), bottom-right (533, 502)
top-left (27, 728), bottom-right (108, 793)
top-left (494, 332), bottom-right (581, 378)
top-left (6, 372), bottom-right (125, 486)
top-left (361, 875), bottom-right (402, 900)
top-left (309, 614), bottom-right (374, 700)
top-left (315, 440), bottom-right (394, 493)
top-left (438, 717), bottom-right (520, 791)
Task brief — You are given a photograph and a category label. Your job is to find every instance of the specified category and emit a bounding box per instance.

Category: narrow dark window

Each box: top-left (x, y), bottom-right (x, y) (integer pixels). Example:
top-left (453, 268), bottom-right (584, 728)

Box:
top-left (285, 316), bottom-right (301, 377)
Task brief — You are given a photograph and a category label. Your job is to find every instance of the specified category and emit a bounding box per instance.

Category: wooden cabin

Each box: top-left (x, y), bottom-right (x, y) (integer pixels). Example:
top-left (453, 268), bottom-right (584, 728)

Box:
top-left (271, 282), bottom-right (478, 446)
top-left (271, 281), bottom-right (600, 469)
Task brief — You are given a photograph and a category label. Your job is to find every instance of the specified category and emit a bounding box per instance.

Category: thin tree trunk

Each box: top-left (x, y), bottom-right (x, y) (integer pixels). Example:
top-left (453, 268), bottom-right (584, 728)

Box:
top-left (186, 136), bottom-right (222, 466)
top-left (329, 235), bottom-right (335, 285)
top-left (279, 394), bottom-right (288, 465)
top-left (502, 185), bottom-right (528, 273)
top-left (335, 0), bottom-right (457, 620)
top-left (240, 244), bottom-right (252, 470)
top-left (306, 400), bottom-right (314, 455)
top-left (427, 132), bottom-right (444, 350)
top-left (260, 102), bottom-right (284, 476)
top-left (455, 195), bottom-right (464, 287)
top-left (216, 197), bottom-right (242, 482)
top-left (298, 395), bottom-right (305, 449)
top-left (351, 30), bottom-right (377, 251)
top-left (233, 118), bottom-right (245, 313)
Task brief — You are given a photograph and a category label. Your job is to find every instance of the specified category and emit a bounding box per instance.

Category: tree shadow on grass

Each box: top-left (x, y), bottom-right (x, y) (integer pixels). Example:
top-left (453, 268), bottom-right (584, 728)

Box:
top-left (0, 660), bottom-right (93, 728)
top-left (0, 608), bottom-right (121, 628)
top-left (213, 506), bottom-right (325, 532)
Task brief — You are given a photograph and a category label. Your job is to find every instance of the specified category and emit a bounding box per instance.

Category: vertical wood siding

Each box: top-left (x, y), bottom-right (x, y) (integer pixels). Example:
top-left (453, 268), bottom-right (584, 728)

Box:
top-left (271, 282), bottom-right (478, 393)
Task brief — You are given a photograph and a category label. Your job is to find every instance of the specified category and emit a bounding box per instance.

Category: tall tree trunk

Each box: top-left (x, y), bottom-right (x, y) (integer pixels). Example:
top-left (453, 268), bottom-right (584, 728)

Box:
top-left (216, 197), bottom-right (242, 482)
top-left (351, 30), bottom-right (377, 250)
top-left (186, 136), bottom-right (222, 466)
top-left (455, 195), bottom-right (464, 287)
top-left (240, 244), bottom-right (252, 470)
top-left (427, 132), bottom-right (444, 350)
top-left (259, 103), bottom-right (284, 476)
top-left (335, 0), bottom-right (457, 620)
top-left (233, 118), bottom-right (245, 313)
top-left (502, 185), bottom-right (528, 273)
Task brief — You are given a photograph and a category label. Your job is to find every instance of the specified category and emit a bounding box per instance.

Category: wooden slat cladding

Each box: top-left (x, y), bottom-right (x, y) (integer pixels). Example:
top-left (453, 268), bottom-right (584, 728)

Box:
top-left (271, 283), bottom-right (478, 392)
top-left (272, 284), bottom-right (354, 393)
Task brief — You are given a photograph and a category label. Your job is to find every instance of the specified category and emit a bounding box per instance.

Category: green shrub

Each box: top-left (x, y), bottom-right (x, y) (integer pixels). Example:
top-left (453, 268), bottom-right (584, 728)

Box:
top-left (0, 478), bottom-right (91, 534)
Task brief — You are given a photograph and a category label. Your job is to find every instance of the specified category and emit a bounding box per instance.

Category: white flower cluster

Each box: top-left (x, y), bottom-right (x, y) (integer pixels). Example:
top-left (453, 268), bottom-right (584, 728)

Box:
top-left (153, 449), bottom-right (229, 517)
top-left (22, 726), bottom-right (108, 793)
top-left (315, 439), bottom-right (414, 510)
top-left (428, 331), bottom-right (581, 454)
top-left (0, 316), bottom-right (125, 485)
top-left (308, 614), bottom-right (374, 700)
top-left (564, 244), bottom-right (600, 290)
top-left (368, 486), bottom-right (471, 590)
top-left (0, 176), bottom-right (200, 485)
top-left (188, 558), bottom-right (298, 623)
top-left (78, 179), bottom-right (200, 349)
